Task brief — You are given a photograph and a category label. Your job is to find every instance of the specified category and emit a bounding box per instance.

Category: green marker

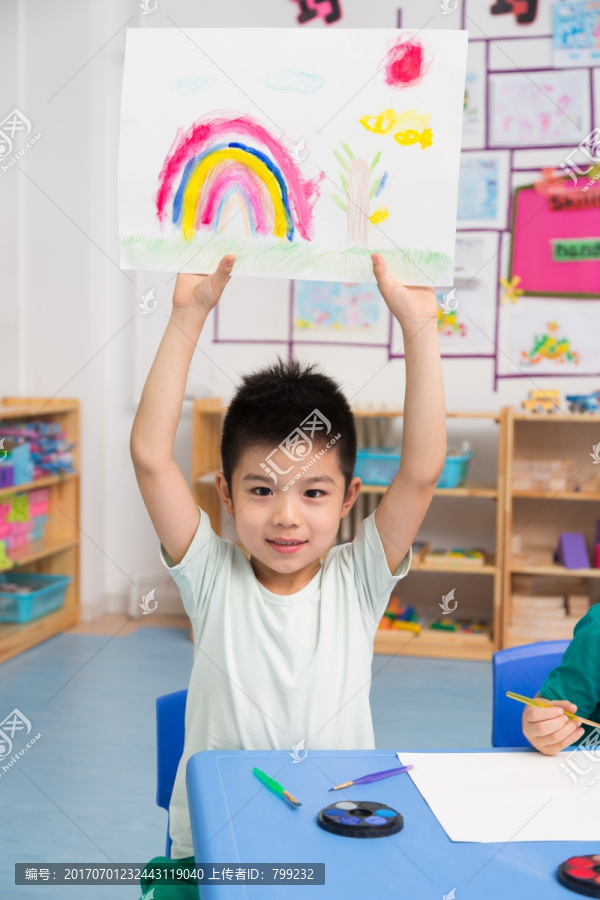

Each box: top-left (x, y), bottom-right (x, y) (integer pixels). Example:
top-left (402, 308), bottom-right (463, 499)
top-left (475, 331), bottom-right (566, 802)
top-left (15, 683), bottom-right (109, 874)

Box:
top-left (252, 767), bottom-right (302, 807)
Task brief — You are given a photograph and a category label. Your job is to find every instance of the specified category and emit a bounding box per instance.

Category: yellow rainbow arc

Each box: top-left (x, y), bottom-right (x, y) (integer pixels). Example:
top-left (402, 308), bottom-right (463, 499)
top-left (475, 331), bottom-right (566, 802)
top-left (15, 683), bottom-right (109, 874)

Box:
top-left (181, 146), bottom-right (288, 240)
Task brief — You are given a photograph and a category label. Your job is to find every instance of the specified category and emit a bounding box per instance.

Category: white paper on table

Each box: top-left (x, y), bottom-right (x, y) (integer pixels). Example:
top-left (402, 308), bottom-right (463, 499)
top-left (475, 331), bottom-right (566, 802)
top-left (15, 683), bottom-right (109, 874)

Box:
top-left (118, 27), bottom-right (468, 284)
top-left (396, 751), bottom-right (600, 842)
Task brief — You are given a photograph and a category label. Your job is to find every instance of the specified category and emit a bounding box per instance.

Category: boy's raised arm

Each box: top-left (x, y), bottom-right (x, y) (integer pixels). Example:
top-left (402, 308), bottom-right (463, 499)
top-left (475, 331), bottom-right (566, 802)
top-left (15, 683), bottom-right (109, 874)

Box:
top-left (371, 254), bottom-right (447, 574)
top-left (130, 255), bottom-right (235, 566)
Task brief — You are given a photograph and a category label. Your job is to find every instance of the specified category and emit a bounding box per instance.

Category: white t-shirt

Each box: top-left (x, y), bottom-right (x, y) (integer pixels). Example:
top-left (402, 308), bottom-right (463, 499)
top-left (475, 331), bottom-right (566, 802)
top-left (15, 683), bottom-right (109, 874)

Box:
top-left (159, 505), bottom-right (411, 859)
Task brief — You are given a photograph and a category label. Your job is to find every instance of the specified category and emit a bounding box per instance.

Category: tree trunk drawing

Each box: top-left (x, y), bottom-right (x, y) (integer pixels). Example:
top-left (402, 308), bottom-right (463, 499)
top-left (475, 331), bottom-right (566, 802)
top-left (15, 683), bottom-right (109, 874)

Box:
top-left (347, 157), bottom-right (370, 248)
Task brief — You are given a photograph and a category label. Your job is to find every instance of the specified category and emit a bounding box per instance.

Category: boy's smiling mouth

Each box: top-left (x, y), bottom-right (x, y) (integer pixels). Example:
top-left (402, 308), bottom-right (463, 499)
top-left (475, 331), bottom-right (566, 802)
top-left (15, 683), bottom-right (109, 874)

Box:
top-left (266, 538), bottom-right (307, 553)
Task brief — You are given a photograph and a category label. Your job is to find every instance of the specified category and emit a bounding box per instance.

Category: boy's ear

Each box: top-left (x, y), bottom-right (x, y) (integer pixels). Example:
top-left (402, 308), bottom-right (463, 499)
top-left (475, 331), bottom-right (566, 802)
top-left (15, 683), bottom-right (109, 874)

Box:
top-left (340, 477), bottom-right (362, 518)
top-left (215, 470), bottom-right (235, 515)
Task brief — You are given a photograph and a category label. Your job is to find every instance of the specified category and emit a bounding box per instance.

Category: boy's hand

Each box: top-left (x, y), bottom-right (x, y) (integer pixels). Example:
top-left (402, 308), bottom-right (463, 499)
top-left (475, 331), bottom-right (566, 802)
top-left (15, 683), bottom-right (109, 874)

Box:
top-left (522, 697), bottom-right (585, 755)
top-left (371, 253), bottom-right (438, 331)
top-left (172, 255), bottom-right (236, 316)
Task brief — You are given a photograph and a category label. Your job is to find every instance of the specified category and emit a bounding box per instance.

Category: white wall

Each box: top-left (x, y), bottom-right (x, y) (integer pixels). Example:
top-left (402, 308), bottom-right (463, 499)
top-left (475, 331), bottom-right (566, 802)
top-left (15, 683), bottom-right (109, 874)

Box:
top-left (2, 0), bottom-right (598, 619)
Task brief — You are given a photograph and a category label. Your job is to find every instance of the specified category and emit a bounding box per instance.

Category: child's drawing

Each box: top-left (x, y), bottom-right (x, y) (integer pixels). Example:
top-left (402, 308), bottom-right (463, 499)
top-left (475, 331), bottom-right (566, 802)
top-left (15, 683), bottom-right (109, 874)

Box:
top-left (520, 321), bottom-right (580, 366)
top-left (294, 280), bottom-right (381, 330)
top-left (489, 69), bottom-right (590, 147)
top-left (457, 151), bottom-right (509, 229)
top-left (293, 279), bottom-right (388, 345)
top-left (499, 298), bottom-right (600, 377)
top-left (119, 28), bottom-right (468, 283)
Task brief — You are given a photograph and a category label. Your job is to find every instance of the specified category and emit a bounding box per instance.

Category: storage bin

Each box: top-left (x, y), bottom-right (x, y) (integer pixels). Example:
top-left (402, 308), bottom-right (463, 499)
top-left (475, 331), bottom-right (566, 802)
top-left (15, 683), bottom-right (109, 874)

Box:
top-left (0, 573), bottom-right (72, 623)
top-left (354, 447), bottom-right (474, 488)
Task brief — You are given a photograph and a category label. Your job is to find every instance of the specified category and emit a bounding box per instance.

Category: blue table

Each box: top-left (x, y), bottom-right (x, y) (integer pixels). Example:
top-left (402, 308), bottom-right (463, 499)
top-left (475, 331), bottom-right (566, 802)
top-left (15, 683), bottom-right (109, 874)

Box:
top-left (187, 748), bottom-right (598, 899)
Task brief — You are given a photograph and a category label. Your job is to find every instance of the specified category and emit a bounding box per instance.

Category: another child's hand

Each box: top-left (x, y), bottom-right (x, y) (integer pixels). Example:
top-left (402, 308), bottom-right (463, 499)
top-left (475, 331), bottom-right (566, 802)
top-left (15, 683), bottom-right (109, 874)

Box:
top-left (371, 253), bottom-right (438, 330)
top-left (522, 696), bottom-right (584, 755)
top-left (172, 255), bottom-right (235, 316)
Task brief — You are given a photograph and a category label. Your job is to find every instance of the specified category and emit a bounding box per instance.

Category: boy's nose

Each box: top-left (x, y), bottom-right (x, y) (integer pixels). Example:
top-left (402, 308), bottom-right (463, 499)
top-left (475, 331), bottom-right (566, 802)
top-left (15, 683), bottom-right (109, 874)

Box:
top-left (271, 495), bottom-right (302, 528)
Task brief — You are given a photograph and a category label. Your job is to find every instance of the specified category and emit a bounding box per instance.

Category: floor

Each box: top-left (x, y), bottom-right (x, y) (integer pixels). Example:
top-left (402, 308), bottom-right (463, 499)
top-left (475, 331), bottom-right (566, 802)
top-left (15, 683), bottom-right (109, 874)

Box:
top-left (0, 616), bottom-right (492, 899)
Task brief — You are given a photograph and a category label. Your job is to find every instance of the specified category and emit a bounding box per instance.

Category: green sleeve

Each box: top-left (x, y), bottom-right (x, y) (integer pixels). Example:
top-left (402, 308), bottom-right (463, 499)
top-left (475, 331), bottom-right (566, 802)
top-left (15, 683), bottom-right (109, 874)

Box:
top-left (539, 605), bottom-right (600, 742)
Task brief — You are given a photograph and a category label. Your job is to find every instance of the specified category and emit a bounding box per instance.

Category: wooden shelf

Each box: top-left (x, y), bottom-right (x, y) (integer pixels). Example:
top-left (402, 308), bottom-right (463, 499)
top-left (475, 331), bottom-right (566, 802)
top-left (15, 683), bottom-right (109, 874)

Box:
top-left (508, 561), bottom-right (600, 578)
top-left (4, 537), bottom-right (79, 567)
top-left (502, 406), bottom-right (600, 649)
top-left (512, 411), bottom-right (600, 423)
top-left (513, 489), bottom-right (600, 501)
top-left (0, 472), bottom-right (77, 500)
top-left (0, 398), bottom-right (79, 665)
top-left (373, 626), bottom-right (495, 661)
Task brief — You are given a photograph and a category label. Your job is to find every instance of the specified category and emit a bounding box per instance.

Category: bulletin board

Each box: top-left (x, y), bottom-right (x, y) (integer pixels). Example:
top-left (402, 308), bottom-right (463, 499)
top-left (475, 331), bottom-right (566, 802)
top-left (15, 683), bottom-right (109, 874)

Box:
top-left (509, 178), bottom-right (600, 298)
top-left (133, 1), bottom-right (600, 396)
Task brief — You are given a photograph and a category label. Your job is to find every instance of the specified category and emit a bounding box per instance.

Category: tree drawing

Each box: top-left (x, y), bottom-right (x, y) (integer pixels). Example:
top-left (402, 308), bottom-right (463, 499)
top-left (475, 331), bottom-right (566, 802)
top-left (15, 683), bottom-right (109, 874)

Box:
top-left (331, 143), bottom-right (389, 248)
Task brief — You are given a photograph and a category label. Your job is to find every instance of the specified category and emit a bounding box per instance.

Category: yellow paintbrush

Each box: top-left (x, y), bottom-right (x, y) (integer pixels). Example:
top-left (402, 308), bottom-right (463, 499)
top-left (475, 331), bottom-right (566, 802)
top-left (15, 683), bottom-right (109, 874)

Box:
top-left (506, 691), bottom-right (600, 729)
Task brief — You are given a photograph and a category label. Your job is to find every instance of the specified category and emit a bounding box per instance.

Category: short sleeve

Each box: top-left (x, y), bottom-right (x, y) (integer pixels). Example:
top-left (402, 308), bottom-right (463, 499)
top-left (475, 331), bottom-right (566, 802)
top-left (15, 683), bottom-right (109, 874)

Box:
top-left (159, 506), bottom-right (228, 619)
top-left (334, 510), bottom-right (412, 626)
top-left (539, 605), bottom-right (600, 741)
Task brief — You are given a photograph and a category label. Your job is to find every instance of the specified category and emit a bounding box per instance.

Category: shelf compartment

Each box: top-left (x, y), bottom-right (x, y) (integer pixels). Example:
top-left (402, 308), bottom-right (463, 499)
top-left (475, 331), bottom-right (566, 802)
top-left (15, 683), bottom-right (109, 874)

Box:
top-left (374, 626), bottom-right (495, 660)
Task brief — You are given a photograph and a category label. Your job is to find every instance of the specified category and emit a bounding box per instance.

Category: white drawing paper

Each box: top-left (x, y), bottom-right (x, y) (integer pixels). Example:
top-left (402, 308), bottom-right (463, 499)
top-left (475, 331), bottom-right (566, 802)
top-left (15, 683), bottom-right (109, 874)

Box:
top-left (119, 27), bottom-right (468, 285)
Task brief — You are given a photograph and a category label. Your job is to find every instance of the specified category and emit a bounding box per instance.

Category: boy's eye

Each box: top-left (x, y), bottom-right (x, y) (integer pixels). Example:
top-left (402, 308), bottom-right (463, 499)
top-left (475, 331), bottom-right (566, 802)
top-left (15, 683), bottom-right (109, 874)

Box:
top-left (250, 487), bottom-right (325, 497)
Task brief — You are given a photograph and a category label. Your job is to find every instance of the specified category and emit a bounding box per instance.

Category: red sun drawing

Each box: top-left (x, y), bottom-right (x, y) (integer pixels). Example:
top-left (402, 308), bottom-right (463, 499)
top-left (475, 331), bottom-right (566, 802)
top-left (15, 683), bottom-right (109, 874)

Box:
top-left (381, 38), bottom-right (430, 89)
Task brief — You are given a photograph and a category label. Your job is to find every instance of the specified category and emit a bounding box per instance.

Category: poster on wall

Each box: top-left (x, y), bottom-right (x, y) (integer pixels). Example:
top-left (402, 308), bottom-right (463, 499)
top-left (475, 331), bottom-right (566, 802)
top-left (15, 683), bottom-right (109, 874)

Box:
top-left (553, 0), bottom-right (600, 68)
top-left (509, 180), bottom-right (600, 297)
top-left (462, 41), bottom-right (486, 150)
top-left (391, 231), bottom-right (498, 358)
top-left (498, 297), bottom-right (600, 376)
top-left (489, 69), bottom-right (591, 147)
top-left (292, 279), bottom-right (389, 345)
top-left (118, 27), bottom-right (468, 285)
top-left (457, 151), bottom-right (510, 229)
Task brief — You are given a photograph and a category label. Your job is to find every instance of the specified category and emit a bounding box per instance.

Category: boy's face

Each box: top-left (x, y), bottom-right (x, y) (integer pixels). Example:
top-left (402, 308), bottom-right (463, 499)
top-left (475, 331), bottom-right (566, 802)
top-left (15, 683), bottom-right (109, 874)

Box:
top-left (215, 442), bottom-right (361, 577)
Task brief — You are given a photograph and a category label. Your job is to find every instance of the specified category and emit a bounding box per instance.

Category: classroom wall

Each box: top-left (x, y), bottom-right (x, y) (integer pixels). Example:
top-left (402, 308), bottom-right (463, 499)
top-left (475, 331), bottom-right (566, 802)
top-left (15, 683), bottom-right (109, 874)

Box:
top-left (2, 0), bottom-right (599, 618)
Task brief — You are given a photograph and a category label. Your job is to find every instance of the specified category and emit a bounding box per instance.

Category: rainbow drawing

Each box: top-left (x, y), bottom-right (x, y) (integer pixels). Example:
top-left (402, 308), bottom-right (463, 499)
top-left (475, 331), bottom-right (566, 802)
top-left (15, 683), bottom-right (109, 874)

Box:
top-left (155, 113), bottom-right (324, 242)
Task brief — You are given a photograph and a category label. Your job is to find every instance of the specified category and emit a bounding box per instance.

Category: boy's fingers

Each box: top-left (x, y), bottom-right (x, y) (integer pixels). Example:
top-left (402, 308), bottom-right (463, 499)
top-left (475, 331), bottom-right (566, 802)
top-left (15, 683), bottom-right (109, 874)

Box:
top-left (524, 705), bottom-right (566, 722)
top-left (529, 715), bottom-right (577, 739)
top-left (371, 253), bottom-right (395, 297)
top-left (541, 727), bottom-right (585, 755)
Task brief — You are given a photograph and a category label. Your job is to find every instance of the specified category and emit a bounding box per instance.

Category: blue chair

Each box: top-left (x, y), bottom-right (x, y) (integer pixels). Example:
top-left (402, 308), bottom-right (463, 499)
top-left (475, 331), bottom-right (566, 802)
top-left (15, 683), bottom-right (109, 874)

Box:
top-left (156, 689), bottom-right (188, 858)
top-left (492, 641), bottom-right (569, 747)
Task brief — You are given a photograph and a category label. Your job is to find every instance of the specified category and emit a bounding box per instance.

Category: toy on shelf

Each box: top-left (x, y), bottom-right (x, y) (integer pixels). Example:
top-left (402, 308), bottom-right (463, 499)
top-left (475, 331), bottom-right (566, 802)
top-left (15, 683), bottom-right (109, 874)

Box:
top-left (428, 618), bottom-right (487, 634)
top-left (379, 596), bottom-right (422, 632)
top-left (422, 547), bottom-right (488, 567)
top-left (555, 532), bottom-right (591, 570)
top-left (565, 390), bottom-right (600, 414)
top-left (521, 389), bottom-right (561, 414)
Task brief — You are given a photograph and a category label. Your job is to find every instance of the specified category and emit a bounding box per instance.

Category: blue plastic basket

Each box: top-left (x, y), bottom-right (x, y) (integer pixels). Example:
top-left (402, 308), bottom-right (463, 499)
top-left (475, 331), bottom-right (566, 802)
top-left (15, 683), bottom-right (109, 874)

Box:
top-left (0, 573), bottom-right (72, 623)
top-left (354, 447), bottom-right (474, 488)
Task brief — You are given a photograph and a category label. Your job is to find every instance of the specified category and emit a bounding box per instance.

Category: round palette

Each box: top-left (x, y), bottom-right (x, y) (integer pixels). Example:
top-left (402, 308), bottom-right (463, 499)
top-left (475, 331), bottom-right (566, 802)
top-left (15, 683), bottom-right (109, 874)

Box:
top-left (317, 801), bottom-right (403, 838)
top-left (558, 855), bottom-right (600, 897)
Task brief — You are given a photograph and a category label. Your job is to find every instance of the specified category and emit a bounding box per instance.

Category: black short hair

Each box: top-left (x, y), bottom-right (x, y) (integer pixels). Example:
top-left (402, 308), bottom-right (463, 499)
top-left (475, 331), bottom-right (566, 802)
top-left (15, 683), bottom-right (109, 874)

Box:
top-left (221, 355), bottom-right (357, 498)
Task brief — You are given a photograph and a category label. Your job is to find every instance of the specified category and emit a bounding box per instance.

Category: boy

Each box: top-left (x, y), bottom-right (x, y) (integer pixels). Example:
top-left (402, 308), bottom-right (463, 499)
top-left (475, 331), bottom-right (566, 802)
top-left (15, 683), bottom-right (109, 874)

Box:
top-left (130, 253), bottom-right (446, 898)
top-left (521, 603), bottom-right (600, 755)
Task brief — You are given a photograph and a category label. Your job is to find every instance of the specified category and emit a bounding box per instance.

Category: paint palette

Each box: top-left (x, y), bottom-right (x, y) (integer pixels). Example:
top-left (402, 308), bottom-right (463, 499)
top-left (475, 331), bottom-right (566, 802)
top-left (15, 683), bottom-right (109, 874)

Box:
top-left (317, 801), bottom-right (403, 839)
top-left (558, 855), bottom-right (600, 897)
